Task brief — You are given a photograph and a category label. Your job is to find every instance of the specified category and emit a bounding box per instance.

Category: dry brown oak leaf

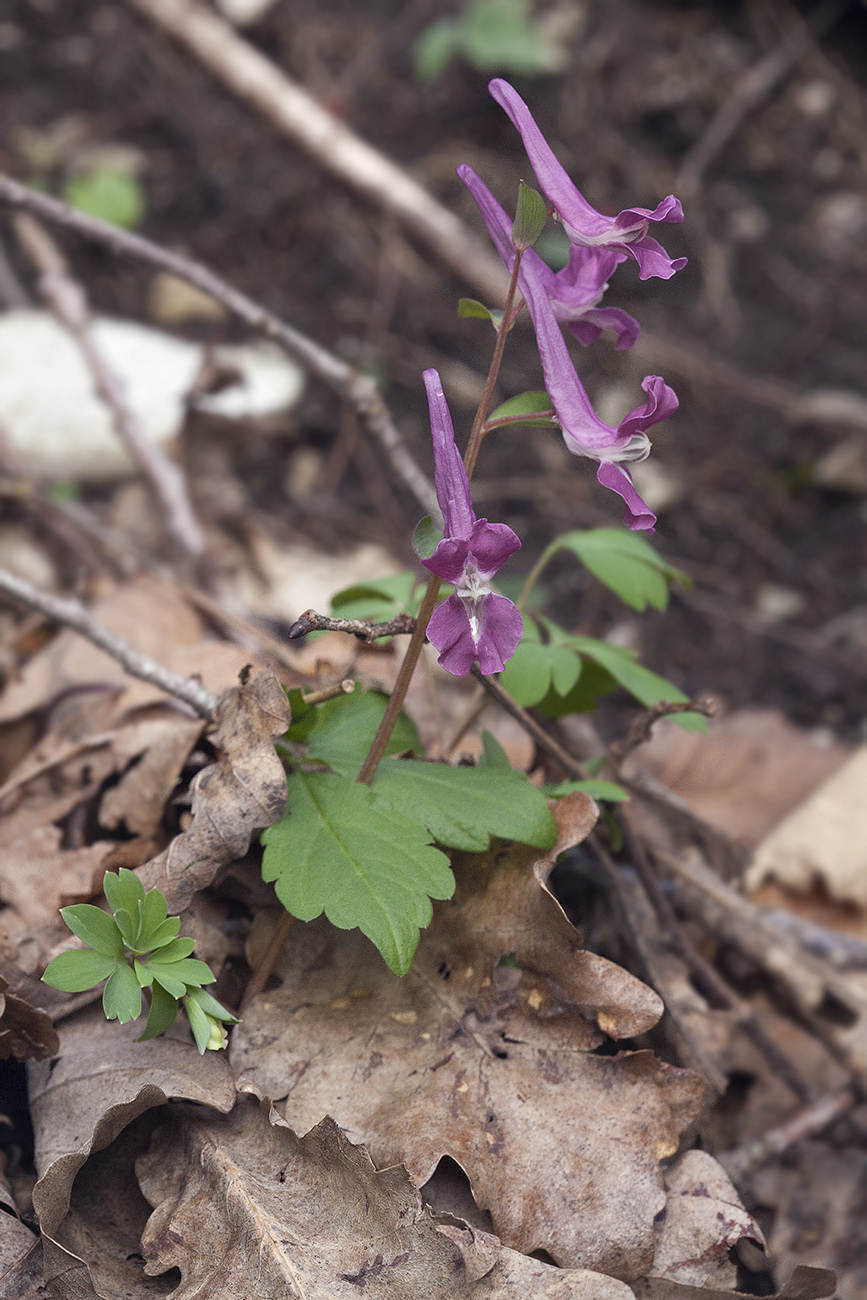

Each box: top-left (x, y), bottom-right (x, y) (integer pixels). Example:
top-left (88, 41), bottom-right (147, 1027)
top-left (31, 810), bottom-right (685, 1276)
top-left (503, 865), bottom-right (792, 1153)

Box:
top-left (233, 794), bottom-right (707, 1281)
top-left (138, 667), bottom-right (292, 913)
top-left (0, 971), bottom-right (59, 1062)
top-left (138, 1095), bottom-right (634, 1300)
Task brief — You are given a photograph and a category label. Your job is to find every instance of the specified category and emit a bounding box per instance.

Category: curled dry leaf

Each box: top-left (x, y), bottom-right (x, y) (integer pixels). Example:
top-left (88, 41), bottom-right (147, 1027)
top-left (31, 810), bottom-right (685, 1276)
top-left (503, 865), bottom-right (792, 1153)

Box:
top-left (138, 668), bottom-right (292, 913)
top-left (29, 1007), bottom-right (236, 1248)
top-left (233, 795), bottom-right (706, 1279)
top-left (0, 972), bottom-right (59, 1062)
top-left (649, 1150), bottom-right (764, 1290)
top-left (137, 1095), bottom-right (634, 1299)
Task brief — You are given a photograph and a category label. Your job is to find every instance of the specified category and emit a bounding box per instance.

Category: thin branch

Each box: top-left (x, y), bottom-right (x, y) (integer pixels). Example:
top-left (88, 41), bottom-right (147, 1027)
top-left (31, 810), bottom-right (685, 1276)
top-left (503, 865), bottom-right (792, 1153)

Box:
top-left (719, 1088), bottom-right (855, 1184)
top-left (123, 0), bottom-right (509, 307)
top-left (287, 608), bottom-right (417, 643)
top-left (0, 566), bottom-right (216, 719)
top-left (14, 213), bottom-right (210, 571)
top-left (0, 174), bottom-right (439, 519)
top-left (469, 667), bottom-right (587, 778)
top-left (606, 697), bottom-right (716, 774)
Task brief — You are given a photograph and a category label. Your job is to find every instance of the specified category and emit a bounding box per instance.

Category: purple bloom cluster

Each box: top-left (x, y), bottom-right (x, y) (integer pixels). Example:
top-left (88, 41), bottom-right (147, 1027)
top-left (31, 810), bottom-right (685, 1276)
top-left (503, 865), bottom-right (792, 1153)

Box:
top-left (460, 79), bottom-right (686, 533)
top-left (419, 80), bottom-right (686, 676)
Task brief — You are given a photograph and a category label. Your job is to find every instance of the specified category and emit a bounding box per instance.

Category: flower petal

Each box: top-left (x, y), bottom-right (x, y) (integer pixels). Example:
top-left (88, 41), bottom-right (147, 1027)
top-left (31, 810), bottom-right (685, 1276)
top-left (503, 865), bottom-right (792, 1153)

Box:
top-left (468, 517), bottom-right (521, 579)
top-left (476, 593), bottom-right (524, 675)
top-left (488, 79), bottom-right (686, 280)
top-left (423, 535), bottom-right (470, 585)
top-left (596, 462), bottom-right (656, 532)
top-left (423, 368), bottom-right (474, 540)
top-left (427, 593), bottom-right (477, 677)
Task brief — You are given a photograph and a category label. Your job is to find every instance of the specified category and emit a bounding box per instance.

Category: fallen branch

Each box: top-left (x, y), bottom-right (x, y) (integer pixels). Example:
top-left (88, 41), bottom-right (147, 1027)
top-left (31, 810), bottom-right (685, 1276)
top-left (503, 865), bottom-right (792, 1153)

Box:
top-left (719, 1087), bottom-right (856, 1184)
top-left (14, 213), bottom-right (210, 572)
top-left (606, 697), bottom-right (716, 774)
top-left (0, 174), bottom-right (439, 518)
top-left (0, 566), bottom-right (216, 719)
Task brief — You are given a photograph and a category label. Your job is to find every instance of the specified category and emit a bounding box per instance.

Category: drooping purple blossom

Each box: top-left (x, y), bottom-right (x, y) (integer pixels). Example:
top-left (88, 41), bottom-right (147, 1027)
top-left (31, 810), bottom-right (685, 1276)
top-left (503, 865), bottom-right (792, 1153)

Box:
top-left (420, 369), bottom-right (523, 676)
top-left (457, 163), bottom-right (639, 350)
top-left (458, 165), bottom-right (678, 531)
top-left (489, 79), bottom-right (687, 282)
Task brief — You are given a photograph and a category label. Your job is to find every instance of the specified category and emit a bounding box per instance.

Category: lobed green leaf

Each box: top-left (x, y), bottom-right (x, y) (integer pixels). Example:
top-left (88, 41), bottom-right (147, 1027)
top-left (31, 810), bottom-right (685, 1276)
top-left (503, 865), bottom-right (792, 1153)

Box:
top-left (303, 689), bottom-right (422, 777)
top-left (42, 948), bottom-right (124, 993)
top-left (59, 904), bottom-right (124, 958)
top-left (138, 982), bottom-right (179, 1041)
top-left (102, 962), bottom-right (142, 1023)
top-left (261, 772), bottom-right (454, 977)
top-left (549, 528), bottom-right (690, 612)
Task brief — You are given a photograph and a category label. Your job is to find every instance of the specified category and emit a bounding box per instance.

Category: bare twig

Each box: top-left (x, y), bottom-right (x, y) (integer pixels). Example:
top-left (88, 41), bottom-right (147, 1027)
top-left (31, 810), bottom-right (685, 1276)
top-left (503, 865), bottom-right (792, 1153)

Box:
top-left (676, 0), bottom-right (847, 197)
top-left (14, 214), bottom-right (209, 571)
top-left (123, 0), bottom-right (509, 307)
top-left (301, 679), bottom-right (355, 705)
top-left (606, 697), bottom-right (716, 774)
top-left (0, 566), bottom-right (216, 719)
top-left (287, 609), bottom-right (417, 643)
top-left (0, 174), bottom-right (439, 518)
top-left (719, 1088), bottom-right (856, 1184)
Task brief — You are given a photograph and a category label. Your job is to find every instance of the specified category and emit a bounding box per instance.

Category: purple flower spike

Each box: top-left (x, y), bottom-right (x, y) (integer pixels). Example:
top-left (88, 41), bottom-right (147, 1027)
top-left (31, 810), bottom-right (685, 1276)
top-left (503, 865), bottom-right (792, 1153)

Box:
top-left (489, 79), bottom-right (687, 282)
top-left (421, 369), bottom-right (523, 676)
top-left (458, 164), bottom-right (640, 350)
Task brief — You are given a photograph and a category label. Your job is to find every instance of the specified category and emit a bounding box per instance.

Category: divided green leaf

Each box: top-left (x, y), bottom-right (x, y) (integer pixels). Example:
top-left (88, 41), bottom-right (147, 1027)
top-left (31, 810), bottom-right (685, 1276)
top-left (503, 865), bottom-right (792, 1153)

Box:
top-left (261, 772), bottom-right (455, 976)
top-left (58, 904), bottom-right (125, 958)
top-left (42, 948), bottom-right (124, 993)
top-left (329, 572), bottom-right (418, 623)
top-left (303, 688), bottom-right (422, 777)
top-left (370, 757), bottom-right (557, 852)
top-left (547, 528), bottom-right (690, 611)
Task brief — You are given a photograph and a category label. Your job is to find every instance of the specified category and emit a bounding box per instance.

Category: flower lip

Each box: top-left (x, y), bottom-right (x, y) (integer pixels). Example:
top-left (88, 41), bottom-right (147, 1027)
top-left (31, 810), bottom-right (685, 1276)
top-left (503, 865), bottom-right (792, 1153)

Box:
top-left (488, 79), bottom-right (687, 281)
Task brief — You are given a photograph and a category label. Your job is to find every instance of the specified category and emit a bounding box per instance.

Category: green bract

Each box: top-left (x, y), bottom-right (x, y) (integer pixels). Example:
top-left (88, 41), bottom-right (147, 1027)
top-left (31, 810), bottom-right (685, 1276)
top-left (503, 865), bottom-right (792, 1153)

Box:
top-left (42, 869), bottom-right (236, 1053)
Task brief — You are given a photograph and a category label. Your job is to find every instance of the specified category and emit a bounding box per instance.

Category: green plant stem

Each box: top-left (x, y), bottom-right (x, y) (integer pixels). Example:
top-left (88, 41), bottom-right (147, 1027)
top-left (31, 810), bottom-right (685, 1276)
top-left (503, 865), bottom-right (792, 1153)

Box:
top-left (356, 572), bottom-right (441, 785)
top-left (516, 539), bottom-right (559, 611)
top-left (463, 250), bottom-right (524, 479)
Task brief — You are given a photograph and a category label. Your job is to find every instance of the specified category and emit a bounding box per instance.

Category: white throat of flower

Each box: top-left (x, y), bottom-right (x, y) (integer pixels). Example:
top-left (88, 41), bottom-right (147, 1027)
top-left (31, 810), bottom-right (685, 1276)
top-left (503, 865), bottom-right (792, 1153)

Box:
top-left (459, 564), bottom-right (493, 644)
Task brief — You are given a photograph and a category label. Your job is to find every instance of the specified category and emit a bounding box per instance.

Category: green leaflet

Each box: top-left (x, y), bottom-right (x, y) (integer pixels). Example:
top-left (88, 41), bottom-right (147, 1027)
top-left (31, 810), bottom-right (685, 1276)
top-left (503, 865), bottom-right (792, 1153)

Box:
top-left (42, 948), bottom-right (124, 993)
top-left (261, 772), bottom-right (455, 977)
top-left (370, 757), bottom-right (556, 852)
top-left (302, 688), bottom-right (422, 776)
top-left (543, 779), bottom-right (629, 802)
top-left (59, 904), bottom-right (125, 958)
top-left (544, 528), bottom-right (690, 612)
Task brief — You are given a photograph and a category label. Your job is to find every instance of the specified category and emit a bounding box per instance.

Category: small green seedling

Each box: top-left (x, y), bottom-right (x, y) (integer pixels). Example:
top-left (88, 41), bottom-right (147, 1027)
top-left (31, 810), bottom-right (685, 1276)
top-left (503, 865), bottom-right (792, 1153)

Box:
top-left (42, 869), bottom-right (238, 1053)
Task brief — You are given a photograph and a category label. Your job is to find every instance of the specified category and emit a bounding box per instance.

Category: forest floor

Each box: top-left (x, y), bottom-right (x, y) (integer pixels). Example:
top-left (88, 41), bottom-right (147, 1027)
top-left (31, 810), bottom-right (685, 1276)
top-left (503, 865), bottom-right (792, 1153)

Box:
top-left (1, 0), bottom-right (867, 1296)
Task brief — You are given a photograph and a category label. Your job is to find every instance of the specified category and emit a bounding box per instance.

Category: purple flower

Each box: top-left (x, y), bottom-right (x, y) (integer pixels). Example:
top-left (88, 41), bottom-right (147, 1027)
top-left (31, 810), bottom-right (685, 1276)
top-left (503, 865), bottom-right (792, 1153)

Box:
top-left (458, 166), bottom-right (678, 532)
top-left (420, 369), bottom-right (523, 676)
top-left (457, 163), bottom-right (639, 350)
top-left (489, 79), bottom-right (687, 282)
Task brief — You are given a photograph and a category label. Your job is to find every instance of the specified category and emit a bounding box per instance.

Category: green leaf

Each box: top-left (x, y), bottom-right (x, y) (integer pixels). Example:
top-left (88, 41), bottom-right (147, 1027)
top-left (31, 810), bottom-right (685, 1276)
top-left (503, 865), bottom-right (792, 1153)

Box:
top-left (137, 916), bottom-right (181, 952)
top-left (42, 948), bottom-right (124, 993)
top-left (498, 620), bottom-right (582, 707)
top-left (371, 757), bottom-right (556, 852)
top-left (512, 181), bottom-right (547, 251)
top-left (458, 298), bottom-right (500, 325)
top-left (330, 573), bottom-right (417, 620)
top-left (102, 962), bottom-right (142, 1023)
top-left (412, 515), bottom-right (443, 562)
top-left (184, 992), bottom-right (213, 1054)
top-left (261, 772), bottom-right (454, 977)
top-left (543, 779), bottom-right (629, 802)
top-left (103, 868), bottom-right (145, 919)
top-left (568, 637), bottom-right (708, 733)
top-left (185, 986), bottom-right (240, 1025)
top-left (143, 937), bottom-right (195, 964)
top-left (136, 888), bottom-right (171, 948)
top-left (283, 688), bottom-right (317, 745)
top-left (138, 982), bottom-right (179, 1041)
top-left (550, 528), bottom-right (689, 612)
top-left (533, 657), bottom-right (618, 717)
top-left (487, 391), bottom-right (554, 429)
top-left (64, 167), bottom-right (145, 230)
top-left (149, 956), bottom-right (215, 987)
top-left (478, 730), bottom-right (511, 770)
top-left (59, 904), bottom-right (124, 958)
top-left (413, 16), bottom-right (459, 80)
top-left (304, 688), bottom-right (422, 777)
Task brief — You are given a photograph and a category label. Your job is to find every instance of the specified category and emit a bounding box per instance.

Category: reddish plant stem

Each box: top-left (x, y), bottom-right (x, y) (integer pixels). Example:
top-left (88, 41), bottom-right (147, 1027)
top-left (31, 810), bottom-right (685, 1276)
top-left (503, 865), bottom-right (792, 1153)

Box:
top-left (463, 251), bottom-right (524, 479)
top-left (356, 573), bottom-right (441, 785)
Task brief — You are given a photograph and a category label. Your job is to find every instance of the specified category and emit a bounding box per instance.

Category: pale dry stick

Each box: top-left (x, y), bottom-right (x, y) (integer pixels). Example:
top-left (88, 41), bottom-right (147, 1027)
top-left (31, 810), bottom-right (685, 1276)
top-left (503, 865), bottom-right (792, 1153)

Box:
top-left (301, 679), bottom-right (355, 706)
top-left (14, 215), bottom-right (209, 569)
top-left (123, 0), bottom-right (510, 308)
top-left (719, 1087), bottom-right (856, 1185)
top-left (0, 566), bottom-right (216, 719)
top-left (676, 0), bottom-right (847, 198)
top-left (0, 175), bottom-right (439, 519)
